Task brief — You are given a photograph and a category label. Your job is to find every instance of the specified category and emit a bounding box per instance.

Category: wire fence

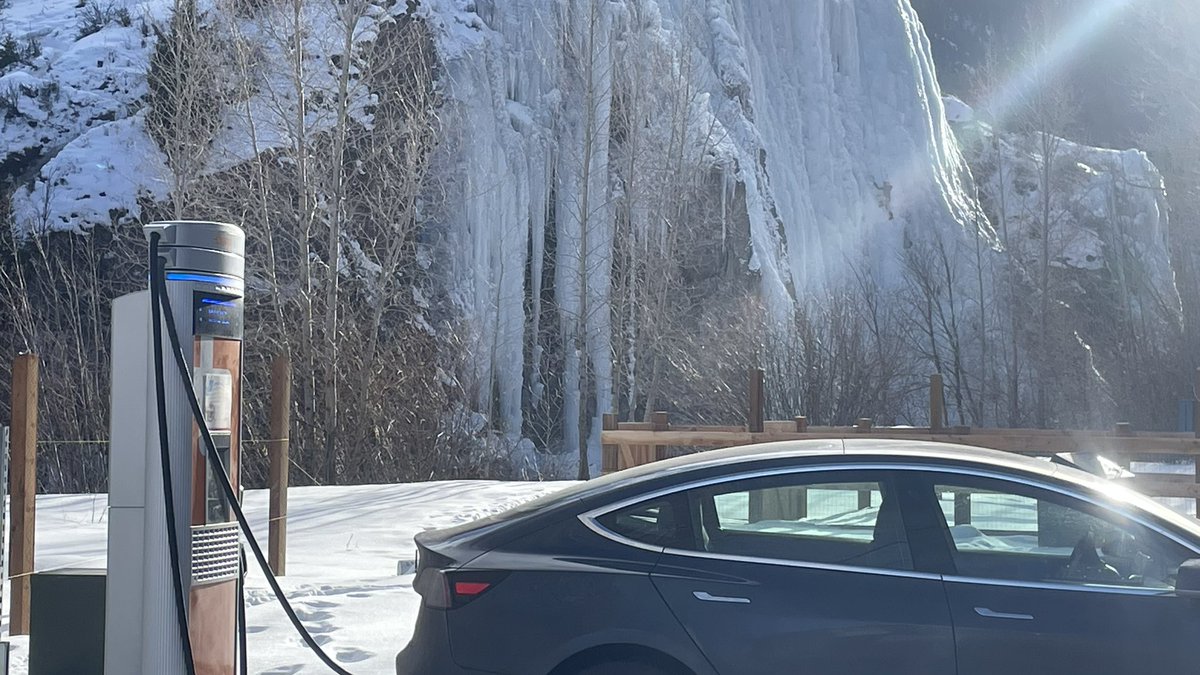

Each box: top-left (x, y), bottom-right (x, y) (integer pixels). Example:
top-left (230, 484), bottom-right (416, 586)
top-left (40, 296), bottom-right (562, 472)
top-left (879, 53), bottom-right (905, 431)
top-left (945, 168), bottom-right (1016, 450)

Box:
top-left (26, 437), bottom-right (327, 492)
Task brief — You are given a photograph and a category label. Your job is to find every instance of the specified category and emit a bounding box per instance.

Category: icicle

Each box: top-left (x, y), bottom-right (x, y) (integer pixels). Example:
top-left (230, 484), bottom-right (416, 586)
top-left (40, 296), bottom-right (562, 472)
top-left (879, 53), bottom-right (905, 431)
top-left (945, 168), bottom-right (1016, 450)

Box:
top-left (422, 0), bottom-right (1179, 462)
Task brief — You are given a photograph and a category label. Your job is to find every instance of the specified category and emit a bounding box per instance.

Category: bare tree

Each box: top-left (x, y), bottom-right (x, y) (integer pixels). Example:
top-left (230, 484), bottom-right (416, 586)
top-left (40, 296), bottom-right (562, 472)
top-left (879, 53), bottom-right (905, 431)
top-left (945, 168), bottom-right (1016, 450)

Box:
top-left (189, 0), bottom-right (447, 484)
top-left (973, 43), bottom-right (1025, 425)
top-left (554, 0), bottom-right (617, 478)
top-left (146, 0), bottom-right (230, 218)
top-left (991, 5), bottom-right (1080, 427)
top-left (0, 218), bottom-right (145, 492)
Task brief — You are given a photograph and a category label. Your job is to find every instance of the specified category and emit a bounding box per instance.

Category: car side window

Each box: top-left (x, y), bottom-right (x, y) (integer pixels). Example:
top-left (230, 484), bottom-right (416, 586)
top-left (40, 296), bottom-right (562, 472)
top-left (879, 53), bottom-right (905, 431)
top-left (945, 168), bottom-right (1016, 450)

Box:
top-left (686, 471), bottom-right (913, 571)
top-left (595, 496), bottom-right (689, 549)
top-left (931, 477), bottom-right (1193, 590)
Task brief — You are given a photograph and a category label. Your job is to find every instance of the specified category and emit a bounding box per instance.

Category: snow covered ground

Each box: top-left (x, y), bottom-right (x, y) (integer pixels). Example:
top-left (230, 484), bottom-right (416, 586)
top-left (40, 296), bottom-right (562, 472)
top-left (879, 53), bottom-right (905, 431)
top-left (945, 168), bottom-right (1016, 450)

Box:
top-left (1, 480), bottom-right (572, 674)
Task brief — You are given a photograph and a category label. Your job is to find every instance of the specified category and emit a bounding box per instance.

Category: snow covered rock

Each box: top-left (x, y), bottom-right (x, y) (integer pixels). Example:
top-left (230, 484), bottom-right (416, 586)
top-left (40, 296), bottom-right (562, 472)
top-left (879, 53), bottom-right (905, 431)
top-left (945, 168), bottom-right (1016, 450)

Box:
top-left (943, 95), bottom-right (974, 123)
top-left (5, 0), bottom-right (1178, 458)
top-left (1, 0), bottom-right (172, 231)
top-left (950, 111), bottom-right (1179, 327)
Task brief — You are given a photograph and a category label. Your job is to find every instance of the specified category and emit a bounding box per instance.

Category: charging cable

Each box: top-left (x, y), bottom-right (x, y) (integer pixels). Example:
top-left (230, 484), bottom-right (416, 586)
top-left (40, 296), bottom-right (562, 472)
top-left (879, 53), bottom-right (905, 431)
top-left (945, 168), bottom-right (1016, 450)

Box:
top-left (148, 235), bottom-right (199, 675)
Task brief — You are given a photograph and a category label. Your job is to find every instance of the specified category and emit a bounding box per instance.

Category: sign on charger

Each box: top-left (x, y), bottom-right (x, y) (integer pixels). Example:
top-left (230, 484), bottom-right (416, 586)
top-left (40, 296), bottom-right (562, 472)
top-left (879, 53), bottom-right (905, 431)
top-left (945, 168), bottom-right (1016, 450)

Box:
top-left (199, 370), bottom-right (233, 432)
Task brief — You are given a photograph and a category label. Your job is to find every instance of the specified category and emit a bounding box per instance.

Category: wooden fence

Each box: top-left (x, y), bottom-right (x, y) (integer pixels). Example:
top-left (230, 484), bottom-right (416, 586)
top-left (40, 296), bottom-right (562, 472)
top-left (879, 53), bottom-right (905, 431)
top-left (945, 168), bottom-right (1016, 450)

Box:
top-left (601, 368), bottom-right (1200, 508)
top-left (2, 351), bottom-right (293, 634)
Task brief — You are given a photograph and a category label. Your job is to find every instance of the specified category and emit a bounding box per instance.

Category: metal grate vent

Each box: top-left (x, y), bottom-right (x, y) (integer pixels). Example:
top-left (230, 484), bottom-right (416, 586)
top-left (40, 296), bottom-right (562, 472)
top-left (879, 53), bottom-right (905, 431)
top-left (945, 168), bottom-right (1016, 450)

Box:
top-left (191, 523), bottom-right (240, 584)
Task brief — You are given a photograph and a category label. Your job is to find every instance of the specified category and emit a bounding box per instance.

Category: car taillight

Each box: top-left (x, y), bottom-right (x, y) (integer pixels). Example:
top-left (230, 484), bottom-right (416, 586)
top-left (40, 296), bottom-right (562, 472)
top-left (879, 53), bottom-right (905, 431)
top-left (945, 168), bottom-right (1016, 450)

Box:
top-left (418, 570), bottom-right (508, 609)
top-left (453, 581), bottom-right (491, 596)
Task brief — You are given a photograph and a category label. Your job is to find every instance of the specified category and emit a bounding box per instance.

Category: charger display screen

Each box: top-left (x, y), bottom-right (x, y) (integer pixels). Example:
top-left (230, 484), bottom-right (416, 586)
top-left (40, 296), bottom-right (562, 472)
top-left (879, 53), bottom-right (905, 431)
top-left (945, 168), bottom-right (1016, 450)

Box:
top-left (193, 292), bottom-right (243, 339)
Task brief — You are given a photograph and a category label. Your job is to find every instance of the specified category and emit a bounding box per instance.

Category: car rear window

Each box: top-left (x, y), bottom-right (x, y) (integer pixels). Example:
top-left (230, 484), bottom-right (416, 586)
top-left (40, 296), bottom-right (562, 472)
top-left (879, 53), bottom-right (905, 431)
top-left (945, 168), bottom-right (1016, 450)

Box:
top-left (596, 496), bottom-right (689, 549)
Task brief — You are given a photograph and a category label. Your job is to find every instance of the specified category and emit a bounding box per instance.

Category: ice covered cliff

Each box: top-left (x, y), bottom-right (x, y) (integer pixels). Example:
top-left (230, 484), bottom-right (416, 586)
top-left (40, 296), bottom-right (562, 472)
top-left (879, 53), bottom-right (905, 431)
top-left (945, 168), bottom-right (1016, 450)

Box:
top-left (420, 0), bottom-right (981, 469)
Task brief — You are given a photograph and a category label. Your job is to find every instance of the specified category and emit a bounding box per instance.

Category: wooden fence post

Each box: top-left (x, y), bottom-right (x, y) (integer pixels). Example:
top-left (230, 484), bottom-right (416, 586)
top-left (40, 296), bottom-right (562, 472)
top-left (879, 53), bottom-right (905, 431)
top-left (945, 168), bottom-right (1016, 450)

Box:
top-left (1193, 368), bottom-right (1199, 505)
top-left (1194, 368), bottom-right (1199, 440)
top-left (930, 373), bottom-right (945, 431)
top-left (858, 488), bottom-right (873, 510)
top-left (0, 424), bottom-right (8, 618)
top-left (268, 353), bottom-right (290, 576)
top-left (9, 353), bottom-right (38, 635)
top-left (651, 412), bottom-right (670, 461)
top-left (954, 492), bottom-right (972, 526)
top-left (748, 368), bottom-right (765, 433)
top-left (854, 417), bottom-right (874, 509)
top-left (601, 413), bottom-right (619, 474)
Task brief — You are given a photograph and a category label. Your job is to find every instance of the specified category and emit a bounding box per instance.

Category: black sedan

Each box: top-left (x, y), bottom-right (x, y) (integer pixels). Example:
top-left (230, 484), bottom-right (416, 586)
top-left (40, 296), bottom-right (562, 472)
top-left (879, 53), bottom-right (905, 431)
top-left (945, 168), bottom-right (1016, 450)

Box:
top-left (396, 439), bottom-right (1200, 674)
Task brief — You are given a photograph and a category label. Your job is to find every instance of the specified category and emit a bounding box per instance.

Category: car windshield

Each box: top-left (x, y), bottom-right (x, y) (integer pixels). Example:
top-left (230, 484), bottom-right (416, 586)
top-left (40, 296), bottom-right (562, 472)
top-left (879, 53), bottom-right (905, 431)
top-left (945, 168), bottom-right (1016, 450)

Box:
top-left (1075, 476), bottom-right (1200, 546)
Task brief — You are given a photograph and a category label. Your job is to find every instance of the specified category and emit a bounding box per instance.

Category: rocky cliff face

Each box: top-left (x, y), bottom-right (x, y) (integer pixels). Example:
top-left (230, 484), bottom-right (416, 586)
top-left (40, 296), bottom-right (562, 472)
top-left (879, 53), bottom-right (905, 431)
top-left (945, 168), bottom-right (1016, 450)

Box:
top-left (950, 99), bottom-right (1182, 427)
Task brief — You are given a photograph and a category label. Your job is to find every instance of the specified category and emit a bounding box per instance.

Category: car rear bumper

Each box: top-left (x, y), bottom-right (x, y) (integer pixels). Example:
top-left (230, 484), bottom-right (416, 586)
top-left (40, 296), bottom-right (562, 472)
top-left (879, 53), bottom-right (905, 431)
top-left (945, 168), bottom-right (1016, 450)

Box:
top-left (396, 606), bottom-right (494, 675)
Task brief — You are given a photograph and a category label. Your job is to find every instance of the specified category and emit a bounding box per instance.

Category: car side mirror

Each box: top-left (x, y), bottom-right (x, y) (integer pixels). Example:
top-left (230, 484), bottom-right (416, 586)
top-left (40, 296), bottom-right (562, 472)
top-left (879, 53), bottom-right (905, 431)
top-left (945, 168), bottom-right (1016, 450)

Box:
top-left (1176, 559), bottom-right (1200, 599)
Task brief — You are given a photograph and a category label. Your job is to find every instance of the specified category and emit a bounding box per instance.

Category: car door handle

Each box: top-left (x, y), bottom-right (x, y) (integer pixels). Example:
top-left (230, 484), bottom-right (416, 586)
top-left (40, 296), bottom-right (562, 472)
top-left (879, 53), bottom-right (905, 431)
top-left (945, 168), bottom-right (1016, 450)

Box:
top-left (693, 591), bottom-right (751, 604)
top-left (974, 607), bottom-right (1033, 621)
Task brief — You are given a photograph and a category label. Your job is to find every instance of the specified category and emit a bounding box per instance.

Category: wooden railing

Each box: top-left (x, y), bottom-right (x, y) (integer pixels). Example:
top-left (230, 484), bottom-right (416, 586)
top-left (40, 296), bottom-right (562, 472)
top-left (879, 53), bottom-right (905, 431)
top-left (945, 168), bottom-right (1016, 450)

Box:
top-left (600, 369), bottom-right (1200, 509)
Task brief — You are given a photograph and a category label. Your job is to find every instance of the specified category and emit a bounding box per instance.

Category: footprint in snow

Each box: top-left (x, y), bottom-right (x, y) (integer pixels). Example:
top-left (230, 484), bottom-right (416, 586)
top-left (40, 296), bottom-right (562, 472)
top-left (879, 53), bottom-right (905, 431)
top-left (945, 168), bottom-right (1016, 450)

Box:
top-left (294, 608), bottom-right (334, 622)
top-left (260, 666), bottom-right (303, 675)
top-left (336, 648), bottom-right (375, 663)
top-left (306, 622), bottom-right (337, 635)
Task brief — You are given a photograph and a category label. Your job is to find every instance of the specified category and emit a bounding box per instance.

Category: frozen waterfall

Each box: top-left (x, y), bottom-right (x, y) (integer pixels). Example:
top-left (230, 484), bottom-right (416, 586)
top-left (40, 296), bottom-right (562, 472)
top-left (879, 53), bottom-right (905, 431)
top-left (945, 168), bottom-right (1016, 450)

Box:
top-left (421, 0), bottom-right (979, 471)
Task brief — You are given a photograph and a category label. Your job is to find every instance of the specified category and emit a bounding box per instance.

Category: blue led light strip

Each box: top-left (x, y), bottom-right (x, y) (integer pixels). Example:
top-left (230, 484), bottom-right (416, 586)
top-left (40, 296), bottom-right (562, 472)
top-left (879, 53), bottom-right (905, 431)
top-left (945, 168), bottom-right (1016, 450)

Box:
top-left (164, 272), bottom-right (243, 288)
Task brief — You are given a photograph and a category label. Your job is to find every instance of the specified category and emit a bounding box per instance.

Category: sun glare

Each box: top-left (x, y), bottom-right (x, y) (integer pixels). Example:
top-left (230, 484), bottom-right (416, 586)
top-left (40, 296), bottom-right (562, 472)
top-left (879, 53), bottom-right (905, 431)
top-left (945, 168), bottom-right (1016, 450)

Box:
top-left (981, 0), bottom-right (1136, 126)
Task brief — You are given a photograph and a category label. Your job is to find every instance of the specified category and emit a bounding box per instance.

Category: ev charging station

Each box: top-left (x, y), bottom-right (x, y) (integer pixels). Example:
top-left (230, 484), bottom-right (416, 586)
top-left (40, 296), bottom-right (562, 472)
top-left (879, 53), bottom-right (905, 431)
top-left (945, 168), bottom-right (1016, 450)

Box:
top-left (105, 221), bottom-right (246, 675)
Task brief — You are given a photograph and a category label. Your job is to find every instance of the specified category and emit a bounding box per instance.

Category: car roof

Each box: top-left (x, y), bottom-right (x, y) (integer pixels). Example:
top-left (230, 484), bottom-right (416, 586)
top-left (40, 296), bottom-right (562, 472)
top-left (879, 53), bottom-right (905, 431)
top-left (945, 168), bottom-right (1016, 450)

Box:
top-left (607, 438), bottom-right (1062, 482)
top-left (432, 439), bottom-right (1199, 555)
top-left (572, 439), bottom-right (1200, 537)
top-left (547, 439), bottom-right (1061, 509)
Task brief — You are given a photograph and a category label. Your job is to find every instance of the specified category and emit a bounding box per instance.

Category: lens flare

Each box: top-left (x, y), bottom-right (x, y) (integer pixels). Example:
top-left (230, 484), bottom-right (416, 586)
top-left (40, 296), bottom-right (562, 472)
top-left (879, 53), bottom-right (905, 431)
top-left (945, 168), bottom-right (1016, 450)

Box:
top-left (981, 0), bottom-right (1136, 126)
